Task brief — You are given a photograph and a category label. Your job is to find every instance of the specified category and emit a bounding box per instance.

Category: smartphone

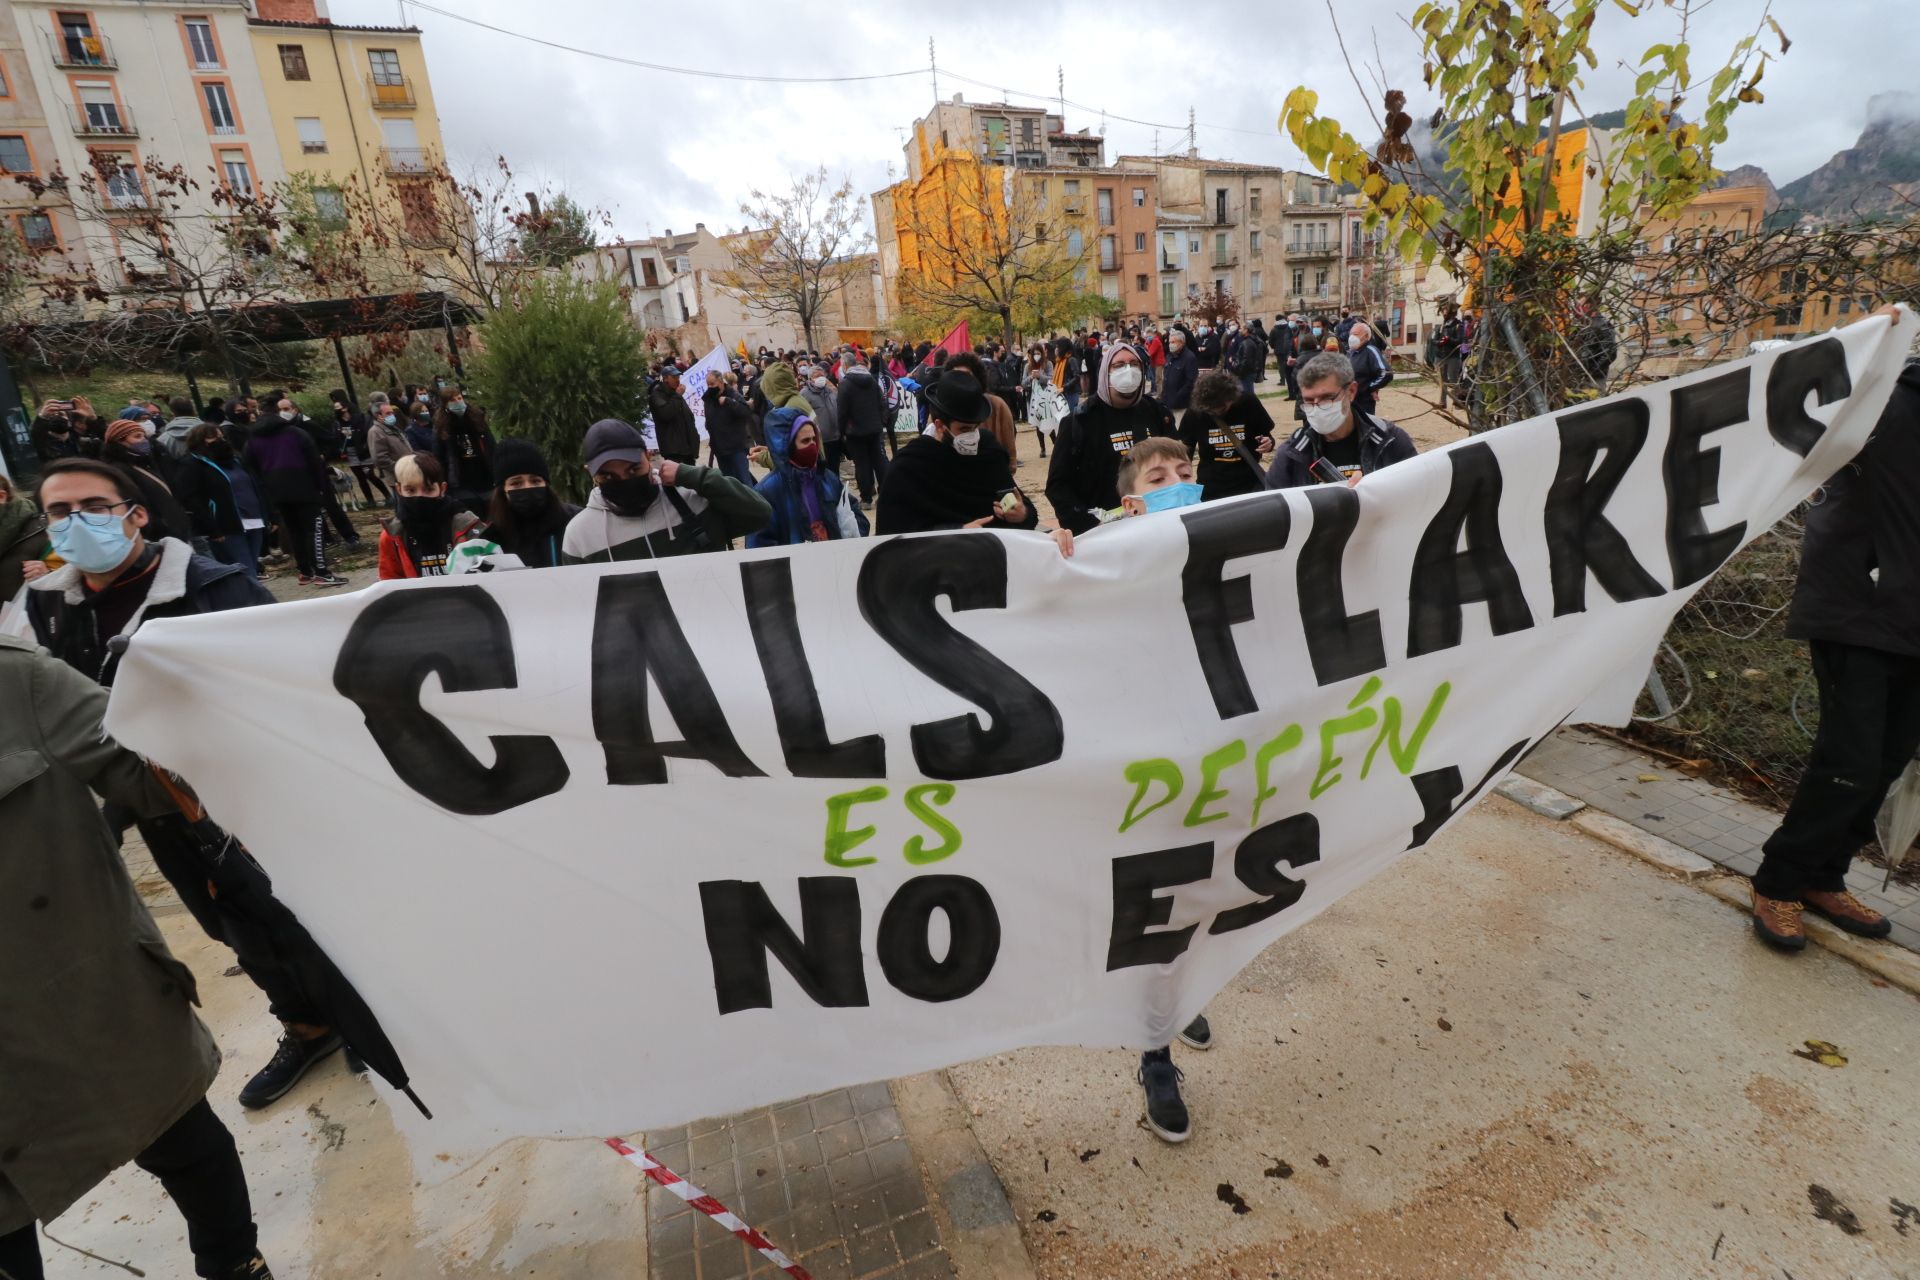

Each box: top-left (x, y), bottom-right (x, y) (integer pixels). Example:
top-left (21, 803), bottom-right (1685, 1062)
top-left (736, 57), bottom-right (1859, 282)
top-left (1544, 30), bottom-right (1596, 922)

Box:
top-left (1310, 458), bottom-right (1346, 485)
top-left (994, 487), bottom-right (1021, 516)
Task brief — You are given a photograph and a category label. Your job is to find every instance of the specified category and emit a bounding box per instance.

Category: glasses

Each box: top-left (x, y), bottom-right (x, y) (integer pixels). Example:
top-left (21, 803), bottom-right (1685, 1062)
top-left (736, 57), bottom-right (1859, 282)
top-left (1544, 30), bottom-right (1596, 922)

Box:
top-left (46, 498), bottom-right (137, 525)
top-left (1300, 390), bottom-right (1347, 407)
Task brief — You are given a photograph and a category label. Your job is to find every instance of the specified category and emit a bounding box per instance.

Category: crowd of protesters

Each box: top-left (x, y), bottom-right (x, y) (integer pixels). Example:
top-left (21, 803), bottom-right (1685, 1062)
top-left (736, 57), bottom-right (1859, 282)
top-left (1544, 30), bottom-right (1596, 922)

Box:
top-left (4, 298), bottom-right (1913, 1279)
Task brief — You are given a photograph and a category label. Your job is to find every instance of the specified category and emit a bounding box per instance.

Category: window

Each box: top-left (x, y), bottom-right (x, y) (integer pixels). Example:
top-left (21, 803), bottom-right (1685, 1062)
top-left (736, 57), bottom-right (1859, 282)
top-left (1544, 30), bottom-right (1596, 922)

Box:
top-left (1214, 231), bottom-right (1228, 264)
top-left (640, 257), bottom-right (659, 286)
top-left (1097, 188), bottom-right (1113, 226)
top-left (1291, 268), bottom-right (1304, 294)
top-left (1188, 236), bottom-right (1199, 253)
top-left (1661, 234), bottom-right (1675, 252)
top-left (1064, 179), bottom-right (1080, 196)
top-left (1133, 231), bottom-right (1145, 251)
top-left (1099, 234), bottom-right (1116, 270)
top-left (1160, 281), bottom-right (1175, 314)
top-left (1215, 275), bottom-right (1227, 293)
top-left (220, 150), bottom-right (252, 195)
top-left (19, 212), bottom-right (57, 249)
top-left (0, 55), bottom-right (11, 97)
top-left (1251, 270), bottom-right (1263, 296)
top-left (184, 17), bottom-right (220, 69)
top-left (0, 135), bottom-right (30, 173)
top-left (1066, 228), bottom-right (1083, 258)
top-left (101, 155), bottom-right (143, 207)
top-left (279, 44), bottom-right (309, 80)
top-left (1131, 186), bottom-right (1145, 207)
top-left (1249, 230), bottom-right (1261, 254)
top-left (296, 117), bottom-right (326, 153)
top-left (1020, 118), bottom-right (1035, 145)
top-left (77, 82), bottom-right (123, 134)
top-left (1250, 188), bottom-right (1261, 218)
top-left (57, 12), bottom-right (100, 63)
top-left (1135, 273), bottom-right (1148, 291)
top-left (368, 49), bottom-right (404, 85)
top-left (1314, 268), bottom-right (1327, 292)
top-left (313, 185), bottom-right (345, 224)
top-left (1215, 188), bottom-right (1228, 222)
top-left (1839, 298), bottom-right (1854, 316)
top-left (202, 82), bottom-right (237, 134)
top-left (398, 181), bottom-right (442, 243)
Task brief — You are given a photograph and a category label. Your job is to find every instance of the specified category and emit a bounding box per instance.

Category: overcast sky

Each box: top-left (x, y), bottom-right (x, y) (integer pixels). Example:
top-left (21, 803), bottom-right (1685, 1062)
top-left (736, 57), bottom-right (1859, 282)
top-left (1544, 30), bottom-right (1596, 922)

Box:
top-left (334, 0), bottom-right (1893, 243)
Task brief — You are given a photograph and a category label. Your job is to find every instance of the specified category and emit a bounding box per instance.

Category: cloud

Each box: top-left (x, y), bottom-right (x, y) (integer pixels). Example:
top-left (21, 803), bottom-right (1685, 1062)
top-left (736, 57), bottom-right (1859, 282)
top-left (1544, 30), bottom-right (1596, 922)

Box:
top-left (331, 0), bottom-right (1881, 237)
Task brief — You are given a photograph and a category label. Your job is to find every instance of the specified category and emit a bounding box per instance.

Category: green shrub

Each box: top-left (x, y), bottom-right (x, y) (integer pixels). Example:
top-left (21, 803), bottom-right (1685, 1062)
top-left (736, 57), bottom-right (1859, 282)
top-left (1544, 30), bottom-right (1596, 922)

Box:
top-left (467, 276), bottom-right (648, 502)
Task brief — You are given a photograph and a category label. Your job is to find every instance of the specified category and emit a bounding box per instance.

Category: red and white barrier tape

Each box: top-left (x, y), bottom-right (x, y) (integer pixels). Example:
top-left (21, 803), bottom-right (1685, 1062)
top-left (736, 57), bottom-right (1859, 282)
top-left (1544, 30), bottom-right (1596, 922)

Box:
top-left (605, 1137), bottom-right (812, 1280)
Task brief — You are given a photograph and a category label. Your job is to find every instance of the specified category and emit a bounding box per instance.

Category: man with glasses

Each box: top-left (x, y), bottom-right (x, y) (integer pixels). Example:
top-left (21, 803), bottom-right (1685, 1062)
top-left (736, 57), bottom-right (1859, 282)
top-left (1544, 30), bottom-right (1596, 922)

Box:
top-left (25, 459), bottom-right (351, 1112)
top-left (1263, 351), bottom-right (1417, 490)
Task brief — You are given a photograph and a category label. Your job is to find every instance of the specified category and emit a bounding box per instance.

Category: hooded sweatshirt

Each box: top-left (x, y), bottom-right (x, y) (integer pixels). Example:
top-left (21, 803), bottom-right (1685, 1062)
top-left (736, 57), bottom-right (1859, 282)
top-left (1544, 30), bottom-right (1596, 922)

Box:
top-left (242, 414), bottom-right (328, 504)
top-left (1044, 345), bottom-right (1176, 534)
top-left (747, 410), bottom-right (859, 547)
top-left (155, 414), bottom-right (204, 463)
top-left (758, 363), bottom-right (811, 414)
top-left (560, 463), bottom-right (772, 563)
top-left (799, 377), bottom-right (841, 444)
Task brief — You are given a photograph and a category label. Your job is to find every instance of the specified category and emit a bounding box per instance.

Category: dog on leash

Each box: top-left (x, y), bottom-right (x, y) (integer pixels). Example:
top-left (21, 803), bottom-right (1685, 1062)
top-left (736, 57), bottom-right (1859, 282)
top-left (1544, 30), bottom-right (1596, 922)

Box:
top-left (330, 465), bottom-right (363, 512)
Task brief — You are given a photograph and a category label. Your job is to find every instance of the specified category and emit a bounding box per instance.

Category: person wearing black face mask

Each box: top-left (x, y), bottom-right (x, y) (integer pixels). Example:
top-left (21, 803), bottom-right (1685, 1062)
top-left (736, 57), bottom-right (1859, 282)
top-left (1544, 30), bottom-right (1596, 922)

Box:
top-left (378, 452), bottom-right (489, 579)
top-left (485, 439), bottom-right (578, 569)
top-left (175, 423), bottom-right (270, 579)
top-left (560, 418), bottom-right (770, 563)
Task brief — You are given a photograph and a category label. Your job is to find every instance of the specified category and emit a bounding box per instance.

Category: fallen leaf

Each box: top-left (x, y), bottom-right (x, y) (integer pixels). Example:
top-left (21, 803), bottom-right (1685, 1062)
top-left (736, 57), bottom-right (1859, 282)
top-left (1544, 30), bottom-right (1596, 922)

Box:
top-left (1504, 1210), bottom-right (1520, 1230)
top-left (1077, 1149), bottom-right (1100, 1163)
top-left (1313, 1153), bottom-right (1331, 1168)
top-left (1808, 1184), bottom-right (1863, 1235)
top-left (1637, 773), bottom-right (1662, 783)
top-left (1263, 1156), bottom-right (1294, 1179)
top-left (1437, 1017), bottom-right (1453, 1032)
top-left (1217, 1183), bottom-right (1252, 1214)
top-left (1791, 1039), bottom-right (1848, 1068)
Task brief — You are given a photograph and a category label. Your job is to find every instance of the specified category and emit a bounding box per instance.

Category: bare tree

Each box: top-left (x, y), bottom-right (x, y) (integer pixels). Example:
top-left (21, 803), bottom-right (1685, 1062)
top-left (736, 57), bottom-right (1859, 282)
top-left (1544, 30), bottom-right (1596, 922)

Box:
top-left (714, 169), bottom-right (871, 349)
top-left (892, 158), bottom-right (1093, 350)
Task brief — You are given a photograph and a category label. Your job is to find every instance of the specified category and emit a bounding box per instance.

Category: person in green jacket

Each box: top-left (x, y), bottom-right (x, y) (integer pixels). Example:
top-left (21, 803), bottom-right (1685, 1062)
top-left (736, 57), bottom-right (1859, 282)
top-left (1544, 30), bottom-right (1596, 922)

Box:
top-left (560, 418), bottom-right (771, 562)
top-left (757, 359), bottom-right (812, 416)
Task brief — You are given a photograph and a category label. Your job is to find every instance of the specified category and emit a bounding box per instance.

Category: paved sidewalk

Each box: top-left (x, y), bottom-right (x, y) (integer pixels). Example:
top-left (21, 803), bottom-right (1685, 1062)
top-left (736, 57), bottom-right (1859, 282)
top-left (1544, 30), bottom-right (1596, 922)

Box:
top-left (643, 1086), bottom-right (953, 1280)
top-left (1519, 727), bottom-right (1920, 951)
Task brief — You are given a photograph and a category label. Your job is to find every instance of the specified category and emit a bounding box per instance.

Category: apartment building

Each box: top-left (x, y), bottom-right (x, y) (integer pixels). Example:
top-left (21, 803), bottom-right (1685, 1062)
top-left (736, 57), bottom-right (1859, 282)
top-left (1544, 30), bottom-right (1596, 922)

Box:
top-left (3, 0), bottom-right (284, 290)
top-left (1120, 155), bottom-right (1291, 321)
top-left (0, 3), bottom-right (91, 282)
top-left (246, 0), bottom-right (448, 243)
top-left (1279, 172), bottom-right (1344, 316)
top-left (904, 94), bottom-right (1108, 181)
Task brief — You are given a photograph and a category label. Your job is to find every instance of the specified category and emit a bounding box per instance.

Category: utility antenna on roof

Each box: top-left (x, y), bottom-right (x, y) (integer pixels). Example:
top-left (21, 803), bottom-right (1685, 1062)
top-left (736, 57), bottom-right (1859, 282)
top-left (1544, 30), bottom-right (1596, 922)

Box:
top-left (1187, 106), bottom-right (1197, 158)
top-left (929, 38), bottom-right (938, 101)
top-left (1153, 128), bottom-right (1160, 156)
top-left (1098, 109), bottom-right (1107, 137)
top-left (1057, 66), bottom-right (1065, 122)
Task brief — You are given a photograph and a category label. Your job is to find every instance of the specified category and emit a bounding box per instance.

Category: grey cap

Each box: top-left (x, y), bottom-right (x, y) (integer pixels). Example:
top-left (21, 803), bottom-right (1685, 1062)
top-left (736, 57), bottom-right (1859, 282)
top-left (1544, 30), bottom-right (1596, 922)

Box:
top-left (582, 418), bottom-right (648, 474)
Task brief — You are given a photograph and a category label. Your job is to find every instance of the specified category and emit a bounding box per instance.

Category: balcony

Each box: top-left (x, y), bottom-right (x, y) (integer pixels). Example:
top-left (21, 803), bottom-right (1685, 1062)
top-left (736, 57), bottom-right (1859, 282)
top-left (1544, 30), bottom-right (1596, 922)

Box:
top-left (1210, 209), bottom-right (1236, 226)
top-left (367, 74), bottom-right (416, 109)
top-left (46, 30), bottom-right (116, 69)
top-left (69, 102), bottom-right (137, 138)
top-left (1287, 243), bottom-right (1339, 260)
top-left (1211, 254), bottom-right (1239, 268)
top-left (381, 146), bottom-right (430, 174)
top-left (1099, 257), bottom-right (1120, 272)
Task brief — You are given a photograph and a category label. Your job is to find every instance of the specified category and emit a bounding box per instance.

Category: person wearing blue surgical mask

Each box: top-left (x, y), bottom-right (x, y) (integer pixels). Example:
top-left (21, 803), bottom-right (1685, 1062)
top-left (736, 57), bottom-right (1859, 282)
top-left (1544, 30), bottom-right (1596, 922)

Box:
top-left (1116, 437), bottom-right (1203, 517)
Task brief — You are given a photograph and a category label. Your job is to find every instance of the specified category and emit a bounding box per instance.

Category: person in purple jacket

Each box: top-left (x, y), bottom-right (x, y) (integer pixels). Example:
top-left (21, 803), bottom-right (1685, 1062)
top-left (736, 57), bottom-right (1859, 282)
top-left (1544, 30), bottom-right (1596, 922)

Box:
top-left (243, 405), bottom-right (346, 587)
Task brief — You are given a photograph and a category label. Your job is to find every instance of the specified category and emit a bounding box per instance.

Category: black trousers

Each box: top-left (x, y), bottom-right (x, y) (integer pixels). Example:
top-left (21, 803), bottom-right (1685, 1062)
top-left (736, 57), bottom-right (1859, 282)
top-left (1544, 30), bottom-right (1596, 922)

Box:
top-left (843, 433), bottom-right (888, 504)
top-left (1754, 639), bottom-right (1920, 900)
top-left (274, 501), bottom-right (327, 577)
top-left (126, 812), bottom-right (324, 1026)
top-left (320, 485), bottom-right (357, 544)
top-left (0, 1100), bottom-right (257, 1280)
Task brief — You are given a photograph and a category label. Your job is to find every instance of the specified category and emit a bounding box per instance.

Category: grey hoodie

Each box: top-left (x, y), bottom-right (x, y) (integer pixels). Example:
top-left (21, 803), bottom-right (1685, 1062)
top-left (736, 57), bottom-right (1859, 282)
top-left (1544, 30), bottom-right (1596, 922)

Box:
top-left (800, 379), bottom-right (841, 443)
top-left (156, 414), bottom-right (204, 462)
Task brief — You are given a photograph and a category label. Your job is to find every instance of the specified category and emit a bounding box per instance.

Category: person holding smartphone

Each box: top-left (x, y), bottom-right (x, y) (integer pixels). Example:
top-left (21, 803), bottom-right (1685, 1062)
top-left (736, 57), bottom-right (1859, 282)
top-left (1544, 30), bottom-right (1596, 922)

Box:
top-left (1264, 351), bottom-right (1416, 491)
top-left (875, 371), bottom-right (1045, 539)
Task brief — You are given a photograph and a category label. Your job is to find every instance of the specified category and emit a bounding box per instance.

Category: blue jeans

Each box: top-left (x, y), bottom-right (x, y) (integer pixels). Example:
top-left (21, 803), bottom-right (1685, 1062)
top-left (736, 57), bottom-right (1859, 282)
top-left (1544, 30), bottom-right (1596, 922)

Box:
top-left (208, 528), bottom-right (263, 578)
top-left (715, 450), bottom-right (754, 487)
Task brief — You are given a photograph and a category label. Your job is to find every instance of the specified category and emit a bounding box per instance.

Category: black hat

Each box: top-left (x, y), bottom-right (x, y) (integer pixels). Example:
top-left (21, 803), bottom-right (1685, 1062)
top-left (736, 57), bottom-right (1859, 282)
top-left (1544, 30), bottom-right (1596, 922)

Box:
top-left (582, 418), bottom-right (648, 473)
top-left (493, 437), bottom-right (549, 484)
top-left (921, 370), bottom-right (991, 425)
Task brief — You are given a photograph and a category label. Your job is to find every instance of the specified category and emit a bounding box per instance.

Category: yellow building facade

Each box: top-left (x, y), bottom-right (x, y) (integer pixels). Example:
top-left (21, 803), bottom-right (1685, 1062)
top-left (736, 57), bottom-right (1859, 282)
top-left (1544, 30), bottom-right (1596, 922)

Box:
top-left (246, 0), bottom-right (445, 239)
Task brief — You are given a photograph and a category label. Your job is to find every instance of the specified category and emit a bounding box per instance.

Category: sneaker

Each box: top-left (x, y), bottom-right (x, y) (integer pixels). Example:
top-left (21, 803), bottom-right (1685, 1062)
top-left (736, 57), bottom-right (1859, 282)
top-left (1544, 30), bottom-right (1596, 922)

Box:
top-left (255, 573), bottom-right (271, 583)
top-left (239, 1030), bottom-right (343, 1109)
top-left (1138, 1049), bottom-right (1190, 1143)
top-left (218, 1253), bottom-right (275, 1279)
top-left (1805, 889), bottom-right (1894, 938)
top-left (1751, 890), bottom-right (1808, 952)
top-left (1177, 1014), bottom-right (1213, 1051)
top-left (296, 575), bottom-right (314, 586)
top-left (310, 573), bottom-right (349, 588)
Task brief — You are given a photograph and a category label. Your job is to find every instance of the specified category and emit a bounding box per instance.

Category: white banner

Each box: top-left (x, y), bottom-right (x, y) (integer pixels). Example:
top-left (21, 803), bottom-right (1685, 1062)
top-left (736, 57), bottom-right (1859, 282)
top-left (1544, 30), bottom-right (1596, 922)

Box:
top-left (681, 342), bottom-right (731, 442)
top-left (106, 315), bottom-right (1916, 1155)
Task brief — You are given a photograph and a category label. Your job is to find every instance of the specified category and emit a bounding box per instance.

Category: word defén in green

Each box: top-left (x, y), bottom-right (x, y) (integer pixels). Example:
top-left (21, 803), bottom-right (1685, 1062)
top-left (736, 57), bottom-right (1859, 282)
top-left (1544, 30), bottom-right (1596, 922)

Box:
top-left (1116, 678), bottom-right (1452, 834)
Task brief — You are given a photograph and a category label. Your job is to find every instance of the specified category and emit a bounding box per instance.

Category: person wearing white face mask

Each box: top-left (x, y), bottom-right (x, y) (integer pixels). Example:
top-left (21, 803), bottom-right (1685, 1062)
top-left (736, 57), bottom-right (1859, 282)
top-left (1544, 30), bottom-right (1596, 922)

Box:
top-left (1044, 344), bottom-right (1176, 534)
top-left (876, 370), bottom-right (1042, 537)
top-left (1344, 320), bottom-right (1393, 418)
top-left (1263, 351), bottom-right (1416, 491)
top-left (797, 364), bottom-right (843, 474)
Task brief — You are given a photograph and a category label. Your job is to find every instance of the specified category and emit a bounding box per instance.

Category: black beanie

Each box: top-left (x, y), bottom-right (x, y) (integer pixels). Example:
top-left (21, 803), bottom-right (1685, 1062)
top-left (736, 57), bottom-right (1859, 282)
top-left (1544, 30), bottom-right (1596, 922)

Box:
top-left (493, 437), bottom-right (549, 484)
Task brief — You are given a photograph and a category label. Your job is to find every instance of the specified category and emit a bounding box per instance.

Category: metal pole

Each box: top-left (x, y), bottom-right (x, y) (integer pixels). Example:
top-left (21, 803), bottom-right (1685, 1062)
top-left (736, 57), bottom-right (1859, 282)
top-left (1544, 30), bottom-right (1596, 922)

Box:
top-left (333, 335), bottom-right (358, 407)
top-left (1497, 304), bottom-right (1551, 418)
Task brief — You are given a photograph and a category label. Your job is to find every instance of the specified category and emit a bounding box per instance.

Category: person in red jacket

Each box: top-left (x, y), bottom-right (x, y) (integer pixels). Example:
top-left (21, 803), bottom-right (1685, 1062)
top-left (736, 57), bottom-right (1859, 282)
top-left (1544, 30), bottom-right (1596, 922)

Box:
top-left (378, 453), bottom-right (489, 579)
top-left (1144, 328), bottom-right (1166, 397)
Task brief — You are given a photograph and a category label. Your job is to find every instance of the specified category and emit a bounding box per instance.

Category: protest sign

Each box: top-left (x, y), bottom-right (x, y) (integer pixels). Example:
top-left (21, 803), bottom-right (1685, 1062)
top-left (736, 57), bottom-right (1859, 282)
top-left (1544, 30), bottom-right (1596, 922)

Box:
top-left (681, 342), bottom-right (730, 441)
top-left (105, 314), bottom-right (1917, 1153)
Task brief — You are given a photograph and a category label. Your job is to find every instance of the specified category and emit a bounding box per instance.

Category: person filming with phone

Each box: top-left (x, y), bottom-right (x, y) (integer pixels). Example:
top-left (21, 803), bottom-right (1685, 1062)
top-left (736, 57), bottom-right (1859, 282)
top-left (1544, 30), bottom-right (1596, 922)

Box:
top-left (1263, 352), bottom-right (1416, 491)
